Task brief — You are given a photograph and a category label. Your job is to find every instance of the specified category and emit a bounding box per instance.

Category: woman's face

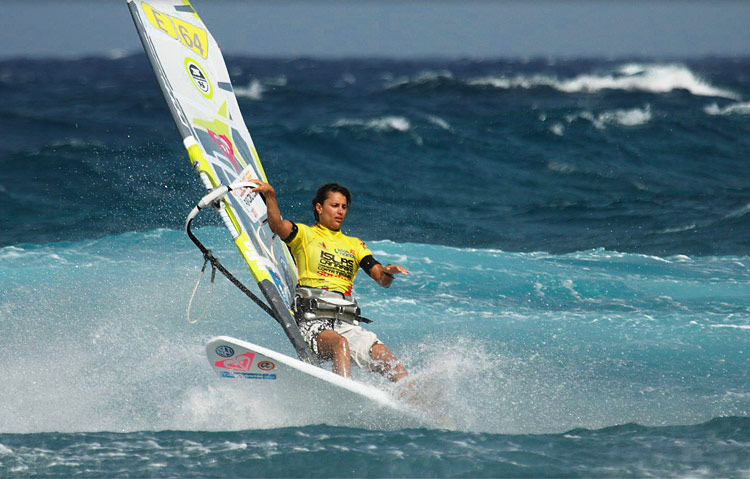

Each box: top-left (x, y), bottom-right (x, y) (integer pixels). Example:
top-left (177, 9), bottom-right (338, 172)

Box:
top-left (316, 192), bottom-right (348, 230)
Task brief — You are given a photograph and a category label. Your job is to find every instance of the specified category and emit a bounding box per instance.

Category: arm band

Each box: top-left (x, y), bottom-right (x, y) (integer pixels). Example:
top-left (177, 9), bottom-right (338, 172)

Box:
top-left (282, 222), bottom-right (298, 243)
top-left (359, 255), bottom-right (381, 276)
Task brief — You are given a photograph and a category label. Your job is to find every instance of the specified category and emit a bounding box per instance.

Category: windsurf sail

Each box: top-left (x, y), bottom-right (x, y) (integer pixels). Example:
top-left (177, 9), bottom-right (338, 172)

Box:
top-left (127, 0), bottom-right (314, 362)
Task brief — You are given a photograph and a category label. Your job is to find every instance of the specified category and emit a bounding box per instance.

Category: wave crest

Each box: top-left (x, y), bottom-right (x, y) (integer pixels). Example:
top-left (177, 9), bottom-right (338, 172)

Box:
top-left (332, 116), bottom-right (411, 132)
top-left (704, 101), bottom-right (750, 115)
top-left (570, 105), bottom-right (652, 129)
top-left (470, 63), bottom-right (739, 99)
top-left (234, 79), bottom-right (265, 100)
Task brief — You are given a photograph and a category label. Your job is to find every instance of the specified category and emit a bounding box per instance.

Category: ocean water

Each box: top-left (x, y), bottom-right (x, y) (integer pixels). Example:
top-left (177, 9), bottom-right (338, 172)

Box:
top-left (1, 55), bottom-right (749, 477)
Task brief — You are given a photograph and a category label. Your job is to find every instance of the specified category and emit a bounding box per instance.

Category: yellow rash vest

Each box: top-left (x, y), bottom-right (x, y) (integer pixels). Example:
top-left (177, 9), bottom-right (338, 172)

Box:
top-left (284, 223), bottom-right (374, 296)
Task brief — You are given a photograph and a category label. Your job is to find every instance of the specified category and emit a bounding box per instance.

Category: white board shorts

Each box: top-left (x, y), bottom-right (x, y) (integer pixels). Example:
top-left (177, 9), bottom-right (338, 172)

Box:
top-left (298, 318), bottom-right (381, 369)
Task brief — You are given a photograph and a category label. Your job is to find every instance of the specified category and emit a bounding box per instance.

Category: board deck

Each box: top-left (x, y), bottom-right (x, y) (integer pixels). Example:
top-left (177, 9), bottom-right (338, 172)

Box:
top-left (205, 336), bottom-right (426, 429)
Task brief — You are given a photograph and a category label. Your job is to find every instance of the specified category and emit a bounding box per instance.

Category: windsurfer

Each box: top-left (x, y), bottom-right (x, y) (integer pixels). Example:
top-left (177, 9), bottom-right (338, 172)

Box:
top-left (249, 180), bottom-right (409, 382)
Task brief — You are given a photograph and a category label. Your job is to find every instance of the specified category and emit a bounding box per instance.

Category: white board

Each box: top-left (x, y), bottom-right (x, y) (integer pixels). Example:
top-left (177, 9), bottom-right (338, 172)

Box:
top-left (205, 336), bottom-right (426, 429)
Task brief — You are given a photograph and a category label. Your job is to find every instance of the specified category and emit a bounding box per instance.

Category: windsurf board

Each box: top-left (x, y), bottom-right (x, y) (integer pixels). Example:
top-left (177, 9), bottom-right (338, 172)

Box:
top-left (206, 336), bottom-right (426, 429)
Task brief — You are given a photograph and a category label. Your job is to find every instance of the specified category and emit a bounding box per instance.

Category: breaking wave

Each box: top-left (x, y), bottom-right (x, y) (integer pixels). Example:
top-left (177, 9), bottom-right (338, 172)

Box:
top-left (546, 105), bottom-right (652, 135)
top-left (569, 105), bottom-right (652, 129)
top-left (704, 101), bottom-right (750, 115)
top-left (234, 79), bottom-right (265, 100)
top-left (332, 116), bottom-right (412, 132)
top-left (469, 63), bottom-right (739, 99)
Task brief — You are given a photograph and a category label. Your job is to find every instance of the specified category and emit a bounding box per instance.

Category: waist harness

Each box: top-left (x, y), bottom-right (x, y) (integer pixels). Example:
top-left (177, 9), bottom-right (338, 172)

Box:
top-left (293, 286), bottom-right (371, 324)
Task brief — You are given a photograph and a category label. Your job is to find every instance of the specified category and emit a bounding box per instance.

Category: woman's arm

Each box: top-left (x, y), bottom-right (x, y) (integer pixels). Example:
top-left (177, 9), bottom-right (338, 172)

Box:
top-left (368, 262), bottom-right (410, 288)
top-left (248, 179), bottom-right (294, 240)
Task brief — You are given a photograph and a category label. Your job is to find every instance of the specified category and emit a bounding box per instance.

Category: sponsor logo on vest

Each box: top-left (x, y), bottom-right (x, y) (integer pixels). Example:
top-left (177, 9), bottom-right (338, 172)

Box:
top-left (335, 248), bottom-right (355, 259)
top-left (318, 251), bottom-right (354, 278)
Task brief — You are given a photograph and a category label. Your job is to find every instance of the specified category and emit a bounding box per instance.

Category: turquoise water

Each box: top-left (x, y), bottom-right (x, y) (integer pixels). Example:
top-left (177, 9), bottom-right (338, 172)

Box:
top-left (1, 231), bottom-right (748, 476)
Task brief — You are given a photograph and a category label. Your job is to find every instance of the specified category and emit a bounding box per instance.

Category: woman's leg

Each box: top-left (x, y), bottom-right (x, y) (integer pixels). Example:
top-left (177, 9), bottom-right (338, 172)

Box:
top-left (369, 343), bottom-right (408, 382)
top-left (316, 330), bottom-right (352, 378)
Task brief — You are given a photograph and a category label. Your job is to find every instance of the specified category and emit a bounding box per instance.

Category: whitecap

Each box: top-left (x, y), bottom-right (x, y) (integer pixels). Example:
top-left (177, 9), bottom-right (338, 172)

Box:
top-left (332, 116), bottom-right (411, 132)
top-left (469, 64), bottom-right (739, 100)
top-left (105, 49), bottom-right (128, 60)
top-left (414, 69), bottom-right (454, 83)
top-left (704, 102), bottom-right (750, 115)
top-left (547, 161), bottom-right (575, 173)
top-left (51, 138), bottom-right (106, 149)
top-left (567, 105), bottom-right (652, 129)
top-left (659, 224), bottom-right (696, 234)
top-left (234, 79), bottom-right (264, 100)
top-left (723, 203), bottom-right (750, 220)
top-left (335, 73), bottom-right (356, 87)
top-left (427, 115), bottom-right (452, 130)
top-left (550, 123), bottom-right (564, 136)
top-left (617, 63), bottom-right (646, 76)
top-left (384, 69), bottom-right (453, 89)
top-left (217, 441), bottom-right (248, 452)
top-left (710, 324), bottom-right (750, 330)
top-left (603, 105), bottom-right (652, 127)
top-left (559, 64), bottom-right (738, 99)
top-left (266, 75), bottom-right (288, 87)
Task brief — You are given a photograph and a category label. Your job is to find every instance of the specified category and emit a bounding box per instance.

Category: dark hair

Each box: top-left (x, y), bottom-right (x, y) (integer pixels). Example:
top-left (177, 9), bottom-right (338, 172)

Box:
top-left (312, 183), bottom-right (351, 222)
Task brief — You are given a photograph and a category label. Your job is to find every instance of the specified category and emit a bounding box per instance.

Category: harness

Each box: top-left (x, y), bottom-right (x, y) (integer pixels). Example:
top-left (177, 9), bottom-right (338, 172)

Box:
top-left (293, 286), bottom-right (372, 324)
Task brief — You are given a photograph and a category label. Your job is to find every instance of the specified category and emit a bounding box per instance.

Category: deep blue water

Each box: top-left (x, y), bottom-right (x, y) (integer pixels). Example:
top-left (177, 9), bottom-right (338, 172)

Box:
top-left (2, 56), bottom-right (749, 255)
top-left (1, 55), bottom-right (749, 477)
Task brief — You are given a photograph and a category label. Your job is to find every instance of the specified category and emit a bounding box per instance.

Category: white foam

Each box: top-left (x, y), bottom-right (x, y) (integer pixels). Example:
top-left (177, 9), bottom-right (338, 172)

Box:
top-left (618, 64), bottom-right (646, 76)
top-left (427, 115), bottom-right (452, 130)
top-left (469, 64), bottom-right (739, 100)
top-left (234, 79), bottom-right (264, 100)
top-left (604, 105), bottom-right (652, 127)
top-left (333, 116), bottom-right (411, 132)
top-left (710, 324), bottom-right (750, 330)
top-left (547, 161), bottom-right (576, 174)
top-left (51, 138), bottom-right (106, 149)
top-left (659, 223), bottom-right (697, 234)
top-left (704, 102), bottom-right (750, 115)
top-left (550, 123), bottom-right (565, 136)
top-left (385, 69), bottom-right (454, 89)
top-left (105, 49), bottom-right (128, 60)
top-left (723, 203), bottom-right (750, 220)
top-left (266, 75), bottom-right (288, 87)
top-left (566, 105), bottom-right (652, 129)
top-left (336, 73), bottom-right (356, 87)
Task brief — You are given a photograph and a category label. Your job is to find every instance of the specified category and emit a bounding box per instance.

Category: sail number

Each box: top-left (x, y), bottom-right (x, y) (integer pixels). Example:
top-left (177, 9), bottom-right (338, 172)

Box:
top-left (142, 2), bottom-right (208, 59)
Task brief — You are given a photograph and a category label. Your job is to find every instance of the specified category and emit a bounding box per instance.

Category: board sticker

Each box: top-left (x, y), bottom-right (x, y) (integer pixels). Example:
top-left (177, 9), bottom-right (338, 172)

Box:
top-left (214, 352), bottom-right (254, 372)
top-left (258, 360), bottom-right (275, 371)
top-left (215, 345), bottom-right (234, 357)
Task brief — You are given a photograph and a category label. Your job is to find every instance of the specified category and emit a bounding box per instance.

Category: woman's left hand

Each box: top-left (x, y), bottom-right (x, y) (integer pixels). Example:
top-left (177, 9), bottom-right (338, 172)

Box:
top-left (384, 264), bottom-right (410, 276)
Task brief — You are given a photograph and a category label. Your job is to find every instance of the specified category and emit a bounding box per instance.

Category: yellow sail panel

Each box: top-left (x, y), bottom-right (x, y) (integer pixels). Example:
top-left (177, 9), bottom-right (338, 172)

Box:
top-left (127, 0), bottom-right (298, 308)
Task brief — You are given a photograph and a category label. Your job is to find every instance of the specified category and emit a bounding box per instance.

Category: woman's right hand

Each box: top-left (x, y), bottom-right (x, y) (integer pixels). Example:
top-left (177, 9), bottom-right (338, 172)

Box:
top-left (247, 179), bottom-right (292, 238)
top-left (248, 178), bottom-right (275, 197)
